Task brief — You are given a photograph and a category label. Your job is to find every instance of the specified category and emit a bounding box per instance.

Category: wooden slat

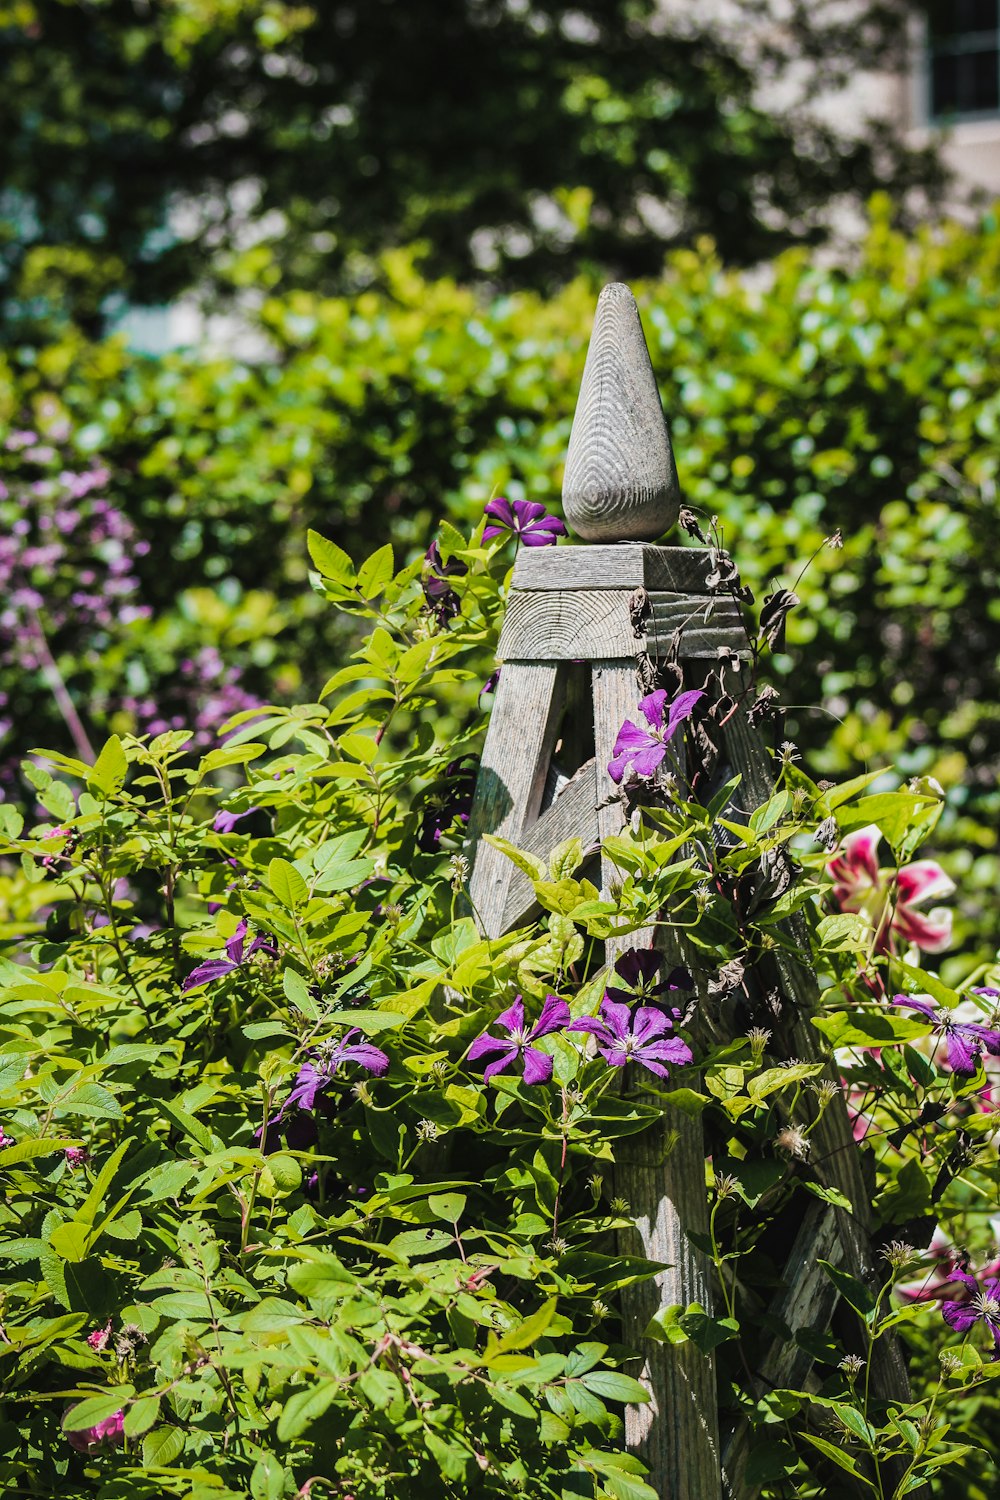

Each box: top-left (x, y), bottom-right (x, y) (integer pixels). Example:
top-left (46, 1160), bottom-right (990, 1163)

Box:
top-left (466, 662), bottom-right (565, 939)
top-left (592, 660), bottom-right (722, 1500)
top-left (499, 590), bottom-right (636, 661)
top-left (499, 759), bottom-right (600, 931)
top-left (561, 283), bottom-right (681, 542)
top-left (499, 589), bottom-right (746, 662)
top-left (512, 542), bottom-right (719, 594)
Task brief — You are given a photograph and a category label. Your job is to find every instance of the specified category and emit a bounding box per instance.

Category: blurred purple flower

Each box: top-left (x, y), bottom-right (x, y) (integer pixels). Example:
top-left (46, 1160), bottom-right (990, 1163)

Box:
top-left (482, 497), bottom-right (566, 548)
top-left (608, 689), bottom-right (704, 785)
top-left (941, 1269), bottom-right (1000, 1356)
top-left (213, 806), bottom-right (260, 834)
top-left (892, 995), bottom-right (1000, 1076)
top-left (65, 1146), bottom-right (89, 1169)
top-left (570, 998), bottom-right (693, 1079)
top-left (0, 1127), bottom-right (12, 1149)
top-left (468, 994), bottom-right (570, 1085)
top-left (182, 919), bottom-right (276, 990)
top-left (479, 668), bottom-right (501, 705)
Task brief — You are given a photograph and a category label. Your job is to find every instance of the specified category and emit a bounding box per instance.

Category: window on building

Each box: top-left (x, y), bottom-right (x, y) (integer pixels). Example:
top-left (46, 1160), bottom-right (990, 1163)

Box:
top-left (927, 0), bottom-right (1000, 119)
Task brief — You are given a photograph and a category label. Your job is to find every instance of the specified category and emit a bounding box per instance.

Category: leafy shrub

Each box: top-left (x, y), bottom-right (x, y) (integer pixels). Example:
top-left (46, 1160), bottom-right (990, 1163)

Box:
top-left (2, 203), bottom-right (999, 946)
top-left (0, 514), bottom-right (999, 1496)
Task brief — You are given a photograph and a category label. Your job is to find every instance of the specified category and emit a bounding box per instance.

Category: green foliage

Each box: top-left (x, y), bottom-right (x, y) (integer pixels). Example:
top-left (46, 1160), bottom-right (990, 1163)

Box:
top-left (0, 518), bottom-right (998, 1495)
top-left (3, 204), bottom-right (1000, 962)
top-left (0, 0), bottom-right (942, 325)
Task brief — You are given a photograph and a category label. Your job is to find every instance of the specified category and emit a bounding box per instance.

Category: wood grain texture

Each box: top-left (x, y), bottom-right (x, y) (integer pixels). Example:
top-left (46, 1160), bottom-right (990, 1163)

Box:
top-left (562, 284), bottom-right (681, 542)
top-left (466, 662), bottom-right (564, 938)
top-left (592, 660), bottom-right (721, 1498)
top-left (512, 543), bottom-right (719, 594)
top-left (499, 759), bottom-right (600, 931)
top-left (498, 590), bottom-right (747, 663)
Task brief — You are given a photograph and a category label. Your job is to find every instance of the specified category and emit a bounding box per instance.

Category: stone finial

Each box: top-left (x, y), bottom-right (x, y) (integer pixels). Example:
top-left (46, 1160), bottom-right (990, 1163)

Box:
top-left (562, 282), bottom-right (680, 542)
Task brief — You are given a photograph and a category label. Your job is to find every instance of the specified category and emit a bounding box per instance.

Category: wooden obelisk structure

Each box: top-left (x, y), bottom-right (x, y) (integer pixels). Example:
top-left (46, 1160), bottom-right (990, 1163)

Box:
top-left (465, 284), bottom-right (917, 1500)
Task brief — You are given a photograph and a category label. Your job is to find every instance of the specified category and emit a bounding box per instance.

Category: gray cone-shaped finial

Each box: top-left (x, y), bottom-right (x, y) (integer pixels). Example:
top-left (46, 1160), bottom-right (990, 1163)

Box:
top-left (562, 282), bottom-right (680, 542)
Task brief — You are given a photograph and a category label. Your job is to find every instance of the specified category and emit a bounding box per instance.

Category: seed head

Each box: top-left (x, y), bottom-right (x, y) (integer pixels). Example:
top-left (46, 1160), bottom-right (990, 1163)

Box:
top-left (839, 1353), bottom-right (864, 1381)
top-left (881, 1240), bottom-right (914, 1272)
top-left (774, 1124), bottom-right (810, 1160)
top-left (416, 1119), bottom-right (440, 1143)
top-left (746, 1026), bottom-right (771, 1060)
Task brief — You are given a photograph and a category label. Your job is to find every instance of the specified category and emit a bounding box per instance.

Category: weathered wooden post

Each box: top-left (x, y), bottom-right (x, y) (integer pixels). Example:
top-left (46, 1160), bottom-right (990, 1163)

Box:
top-left (465, 283), bottom-right (918, 1499)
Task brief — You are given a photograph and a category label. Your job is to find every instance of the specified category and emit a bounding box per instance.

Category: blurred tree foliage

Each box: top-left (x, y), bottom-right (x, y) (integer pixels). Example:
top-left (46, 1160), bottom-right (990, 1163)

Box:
top-left (0, 0), bottom-right (944, 327)
top-left (1, 202), bottom-right (998, 964)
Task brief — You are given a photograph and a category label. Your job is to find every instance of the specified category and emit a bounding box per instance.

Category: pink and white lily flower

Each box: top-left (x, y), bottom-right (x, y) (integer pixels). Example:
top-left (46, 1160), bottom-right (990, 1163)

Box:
top-left (827, 824), bottom-right (954, 955)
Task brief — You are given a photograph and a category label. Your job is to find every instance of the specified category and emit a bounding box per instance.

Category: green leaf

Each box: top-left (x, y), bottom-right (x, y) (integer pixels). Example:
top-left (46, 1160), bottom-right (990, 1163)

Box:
top-left (250, 1454), bottom-right (286, 1500)
top-left (425, 1428), bottom-right (469, 1481)
top-left (63, 1387), bottom-right (134, 1430)
top-left (276, 1380), bottom-right (340, 1440)
top-left (549, 837), bottom-right (584, 881)
top-left (800, 1432), bottom-right (865, 1478)
top-left (482, 833), bottom-right (546, 882)
top-left (428, 1192), bottom-right (466, 1222)
top-left (357, 542), bottom-right (394, 599)
top-left (142, 1426), bottom-right (186, 1467)
top-left (800, 1181), bottom-right (854, 1214)
top-left (0, 1138), bottom-right (77, 1166)
top-left (48, 1222), bottom-right (92, 1262)
top-left (818, 1259), bottom-right (877, 1319)
top-left (812, 1009), bottom-right (932, 1050)
top-left (307, 530), bottom-right (355, 584)
top-left (123, 1395), bottom-right (161, 1437)
top-left (491, 1299), bottom-right (556, 1353)
top-left (199, 743), bottom-right (266, 774)
top-left (282, 967), bottom-right (312, 1009)
top-left (88, 735), bottom-right (128, 797)
top-left (268, 856), bottom-right (309, 909)
top-left (579, 1369), bottom-right (650, 1403)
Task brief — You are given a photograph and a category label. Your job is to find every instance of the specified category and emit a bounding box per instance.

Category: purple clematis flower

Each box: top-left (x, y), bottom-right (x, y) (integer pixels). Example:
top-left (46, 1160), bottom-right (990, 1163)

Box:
top-left (213, 805), bottom-right (260, 834)
top-left (182, 919), bottom-right (277, 990)
top-left (280, 1029), bottom-right (390, 1116)
top-left (607, 688), bottom-right (705, 785)
top-left (892, 995), bottom-right (1000, 1076)
top-left (422, 541), bottom-right (467, 625)
top-left (482, 497), bottom-right (566, 548)
top-left (941, 1269), bottom-right (1000, 1356)
top-left (468, 994), bottom-right (570, 1085)
top-left (570, 998), bottom-right (693, 1079)
top-left (605, 948), bottom-right (693, 1010)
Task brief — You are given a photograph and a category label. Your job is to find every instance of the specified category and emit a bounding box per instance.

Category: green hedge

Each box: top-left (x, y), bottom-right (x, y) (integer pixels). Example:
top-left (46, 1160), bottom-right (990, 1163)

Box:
top-left (2, 198), bottom-right (999, 965)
